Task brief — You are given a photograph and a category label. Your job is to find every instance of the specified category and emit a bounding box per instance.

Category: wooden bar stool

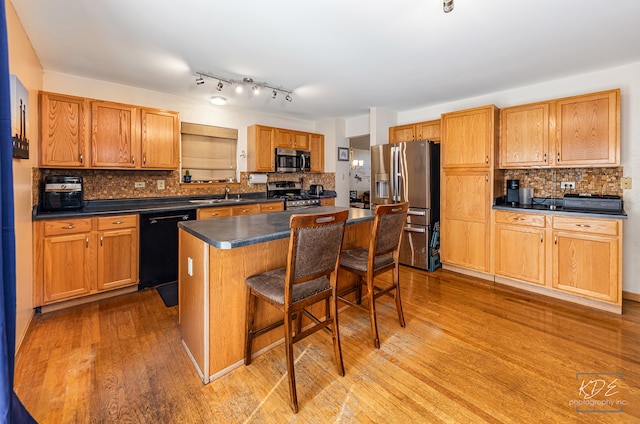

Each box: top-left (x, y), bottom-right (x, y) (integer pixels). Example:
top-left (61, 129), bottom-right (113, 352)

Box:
top-left (244, 209), bottom-right (349, 413)
top-left (338, 202), bottom-right (408, 348)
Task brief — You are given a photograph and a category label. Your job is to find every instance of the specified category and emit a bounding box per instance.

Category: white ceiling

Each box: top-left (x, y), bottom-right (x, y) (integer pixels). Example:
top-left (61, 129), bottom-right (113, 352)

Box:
top-left (10, 0), bottom-right (640, 121)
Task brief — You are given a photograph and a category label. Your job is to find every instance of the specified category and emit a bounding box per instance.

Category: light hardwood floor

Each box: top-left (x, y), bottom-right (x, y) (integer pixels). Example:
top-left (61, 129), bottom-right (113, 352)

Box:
top-left (14, 268), bottom-right (640, 423)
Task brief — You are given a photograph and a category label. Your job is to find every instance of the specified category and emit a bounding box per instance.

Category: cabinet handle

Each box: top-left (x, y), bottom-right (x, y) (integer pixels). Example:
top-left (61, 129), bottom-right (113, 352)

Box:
top-left (143, 155), bottom-right (146, 165)
top-left (485, 156), bottom-right (489, 164)
top-left (100, 236), bottom-right (103, 247)
top-left (62, 225), bottom-right (75, 230)
top-left (79, 154), bottom-right (84, 164)
top-left (540, 233), bottom-right (543, 243)
top-left (576, 224), bottom-right (591, 228)
top-left (86, 237), bottom-right (89, 248)
top-left (543, 153), bottom-right (547, 163)
top-left (485, 174), bottom-right (489, 182)
top-left (131, 155), bottom-right (135, 165)
top-left (210, 213), bottom-right (219, 217)
top-left (554, 236), bottom-right (557, 245)
top-left (513, 217), bottom-right (525, 221)
top-left (557, 153), bottom-right (560, 162)
top-left (113, 221), bottom-right (124, 225)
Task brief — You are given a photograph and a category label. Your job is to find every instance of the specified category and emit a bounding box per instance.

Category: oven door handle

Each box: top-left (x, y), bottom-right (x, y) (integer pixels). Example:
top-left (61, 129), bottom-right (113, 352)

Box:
top-left (287, 205), bottom-right (318, 210)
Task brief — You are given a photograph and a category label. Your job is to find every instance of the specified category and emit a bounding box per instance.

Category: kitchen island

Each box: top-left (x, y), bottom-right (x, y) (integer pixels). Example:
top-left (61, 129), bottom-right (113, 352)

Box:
top-left (177, 207), bottom-right (374, 383)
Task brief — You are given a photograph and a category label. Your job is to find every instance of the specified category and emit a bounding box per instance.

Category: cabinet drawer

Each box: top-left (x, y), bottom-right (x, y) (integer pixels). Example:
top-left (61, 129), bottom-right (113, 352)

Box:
top-left (231, 204), bottom-right (261, 216)
top-left (495, 211), bottom-right (545, 227)
top-left (552, 216), bottom-right (618, 236)
top-left (97, 214), bottom-right (138, 230)
top-left (197, 207), bottom-right (232, 220)
top-left (43, 218), bottom-right (92, 236)
top-left (260, 202), bottom-right (284, 213)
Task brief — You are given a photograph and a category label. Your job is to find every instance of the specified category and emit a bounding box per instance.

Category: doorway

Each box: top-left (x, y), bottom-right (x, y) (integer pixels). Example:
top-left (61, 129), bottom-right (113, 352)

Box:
top-left (348, 135), bottom-right (370, 208)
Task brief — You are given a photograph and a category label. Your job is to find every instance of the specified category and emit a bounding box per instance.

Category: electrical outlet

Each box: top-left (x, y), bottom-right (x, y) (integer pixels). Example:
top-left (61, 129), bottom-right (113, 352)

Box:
top-left (621, 177), bottom-right (632, 189)
top-left (157, 180), bottom-right (165, 190)
top-left (561, 181), bottom-right (575, 189)
top-left (134, 182), bottom-right (145, 188)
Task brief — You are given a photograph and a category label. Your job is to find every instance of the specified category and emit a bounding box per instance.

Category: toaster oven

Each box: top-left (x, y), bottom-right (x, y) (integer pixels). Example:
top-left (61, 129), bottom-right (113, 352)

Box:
top-left (41, 176), bottom-right (84, 211)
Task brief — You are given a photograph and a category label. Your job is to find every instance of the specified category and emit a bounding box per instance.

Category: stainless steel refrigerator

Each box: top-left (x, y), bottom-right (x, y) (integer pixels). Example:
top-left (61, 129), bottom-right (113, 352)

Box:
top-left (370, 140), bottom-right (440, 270)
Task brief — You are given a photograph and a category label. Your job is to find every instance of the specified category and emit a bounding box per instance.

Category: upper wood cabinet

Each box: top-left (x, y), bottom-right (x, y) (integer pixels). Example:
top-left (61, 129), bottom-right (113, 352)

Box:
top-left (309, 133), bottom-right (324, 172)
top-left (499, 89), bottom-right (620, 169)
top-left (39, 91), bottom-right (180, 170)
top-left (275, 128), bottom-right (309, 150)
top-left (500, 102), bottom-right (550, 168)
top-left (247, 125), bottom-right (324, 173)
top-left (39, 92), bottom-right (90, 168)
top-left (91, 101), bottom-right (139, 168)
top-left (441, 106), bottom-right (498, 169)
top-left (389, 119), bottom-right (440, 143)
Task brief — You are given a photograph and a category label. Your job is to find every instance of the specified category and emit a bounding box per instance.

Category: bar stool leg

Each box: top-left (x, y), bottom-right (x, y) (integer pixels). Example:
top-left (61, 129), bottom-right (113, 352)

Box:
top-left (365, 275), bottom-right (380, 349)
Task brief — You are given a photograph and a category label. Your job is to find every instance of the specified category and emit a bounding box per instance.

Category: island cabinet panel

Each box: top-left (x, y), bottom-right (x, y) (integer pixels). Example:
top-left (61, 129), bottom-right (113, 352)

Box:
top-left (91, 101), bottom-right (139, 168)
top-left (39, 92), bottom-right (90, 168)
top-left (141, 109), bottom-right (180, 169)
top-left (500, 102), bottom-right (550, 168)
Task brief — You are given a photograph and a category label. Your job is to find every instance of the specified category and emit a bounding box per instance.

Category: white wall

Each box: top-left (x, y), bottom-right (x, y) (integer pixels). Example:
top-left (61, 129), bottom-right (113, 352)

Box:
top-left (375, 61), bottom-right (640, 295)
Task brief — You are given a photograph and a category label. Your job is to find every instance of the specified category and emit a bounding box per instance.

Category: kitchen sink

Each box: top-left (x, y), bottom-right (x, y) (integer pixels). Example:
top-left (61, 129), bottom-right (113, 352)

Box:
top-left (188, 199), bottom-right (226, 204)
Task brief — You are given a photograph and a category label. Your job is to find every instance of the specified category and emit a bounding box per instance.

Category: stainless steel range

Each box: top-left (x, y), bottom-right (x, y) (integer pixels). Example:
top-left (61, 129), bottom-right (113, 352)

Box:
top-left (267, 181), bottom-right (321, 210)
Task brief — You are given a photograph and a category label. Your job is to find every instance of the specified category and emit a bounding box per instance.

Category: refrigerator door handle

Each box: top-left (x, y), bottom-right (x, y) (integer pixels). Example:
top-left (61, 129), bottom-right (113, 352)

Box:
top-left (407, 210), bottom-right (426, 216)
top-left (404, 226), bottom-right (426, 233)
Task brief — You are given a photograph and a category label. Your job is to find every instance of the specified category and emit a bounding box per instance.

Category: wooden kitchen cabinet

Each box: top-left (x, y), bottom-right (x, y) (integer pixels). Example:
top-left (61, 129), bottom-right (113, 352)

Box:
top-left (498, 89), bottom-right (620, 169)
top-left (141, 108), bottom-right (180, 169)
top-left (551, 216), bottom-right (620, 303)
top-left (320, 198), bottom-right (335, 206)
top-left (494, 211), bottom-right (546, 285)
top-left (91, 100), bottom-right (139, 168)
top-left (260, 202), bottom-right (284, 213)
top-left (39, 92), bottom-right (90, 168)
top-left (553, 89), bottom-right (619, 167)
top-left (442, 106), bottom-right (498, 169)
top-left (96, 215), bottom-right (139, 291)
top-left (440, 170), bottom-right (492, 272)
top-left (500, 102), bottom-right (550, 168)
top-left (34, 214), bottom-right (139, 306)
top-left (389, 119), bottom-right (440, 143)
top-left (275, 128), bottom-right (309, 150)
top-left (197, 206), bottom-right (233, 220)
top-left (231, 203), bottom-right (261, 216)
top-left (309, 133), bottom-right (324, 172)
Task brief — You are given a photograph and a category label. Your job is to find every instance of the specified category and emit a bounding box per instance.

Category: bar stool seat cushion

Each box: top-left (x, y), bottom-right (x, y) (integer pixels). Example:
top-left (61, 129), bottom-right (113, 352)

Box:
top-left (340, 248), bottom-right (394, 272)
top-left (246, 268), bottom-right (330, 304)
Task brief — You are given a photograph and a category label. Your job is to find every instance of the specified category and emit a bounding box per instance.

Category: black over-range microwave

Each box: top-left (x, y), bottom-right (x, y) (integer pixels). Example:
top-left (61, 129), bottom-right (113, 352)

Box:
top-left (275, 148), bottom-right (311, 173)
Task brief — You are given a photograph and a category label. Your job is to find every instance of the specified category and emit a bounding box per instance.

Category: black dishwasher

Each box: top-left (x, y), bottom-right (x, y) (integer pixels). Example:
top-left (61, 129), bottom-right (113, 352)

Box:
top-left (139, 209), bottom-right (196, 289)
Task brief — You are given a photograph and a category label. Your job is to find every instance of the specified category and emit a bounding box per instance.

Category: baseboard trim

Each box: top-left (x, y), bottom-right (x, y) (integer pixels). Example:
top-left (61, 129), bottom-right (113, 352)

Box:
top-left (38, 285), bottom-right (138, 314)
top-left (623, 291), bottom-right (640, 303)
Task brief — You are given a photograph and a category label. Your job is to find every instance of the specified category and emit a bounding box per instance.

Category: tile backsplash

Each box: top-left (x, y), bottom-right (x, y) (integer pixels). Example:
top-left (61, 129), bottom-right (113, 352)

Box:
top-left (501, 167), bottom-right (624, 199)
top-left (33, 169), bottom-right (336, 205)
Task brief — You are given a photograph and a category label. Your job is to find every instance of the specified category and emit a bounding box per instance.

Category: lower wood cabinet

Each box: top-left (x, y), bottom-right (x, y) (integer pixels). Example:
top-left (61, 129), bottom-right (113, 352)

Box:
top-left (34, 214), bottom-right (139, 306)
top-left (197, 201), bottom-right (284, 220)
top-left (260, 202), bottom-right (285, 213)
top-left (493, 211), bottom-right (622, 309)
top-left (320, 198), bottom-right (335, 206)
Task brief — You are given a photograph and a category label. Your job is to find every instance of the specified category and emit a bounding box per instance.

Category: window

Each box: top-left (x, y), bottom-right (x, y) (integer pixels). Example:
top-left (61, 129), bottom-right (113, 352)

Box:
top-left (181, 122), bottom-right (238, 182)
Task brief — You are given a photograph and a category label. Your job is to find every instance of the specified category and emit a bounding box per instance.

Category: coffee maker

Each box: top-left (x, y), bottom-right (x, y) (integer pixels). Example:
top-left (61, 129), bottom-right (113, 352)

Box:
top-left (506, 179), bottom-right (519, 206)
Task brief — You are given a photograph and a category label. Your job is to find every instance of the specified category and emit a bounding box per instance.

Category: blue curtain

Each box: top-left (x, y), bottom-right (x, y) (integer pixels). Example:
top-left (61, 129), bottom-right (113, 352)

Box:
top-left (1, 2), bottom-right (36, 423)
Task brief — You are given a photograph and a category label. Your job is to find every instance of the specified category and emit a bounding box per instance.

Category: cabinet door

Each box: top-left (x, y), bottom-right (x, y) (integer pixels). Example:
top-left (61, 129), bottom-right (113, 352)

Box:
top-left (554, 90), bottom-right (619, 166)
top-left (440, 170), bottom-right (491, 272)
top-left (97, 227), bottom-right (138, 291)
top-left (415, 120), bottom-right (441, 141)
top-left (231, 204), bottom-right (261, 216)
top-left (442, 106), bottom-right (496, 168)
top-left (275, 129), bottom-right (294, 148)
top-left (500, 103), bottom-right (550, 168)
top-left (39, 92), bottom-right (90, 167)
top-left (293, 131), bottom-right (309, 150)
top-left (247, 125), bottom-right (275, 172)
top-left (389, 124), bottom-right (415, 143)
top-left (495, 223), bottom-right (545, 285)
top-left (91, 101), bottom-right (138, 168)
top-left (320, 198), bottom-right (335, 206)
top-left (260, 202), bottom-right (285, 213)
top-left (141, 109), bottom-right (179, 169)
top-left (42, 232), bottom-right (92, 303)
top-left (309, 133), bottom-right (324, 172)
top-left (551, 230), bottom-right (618, 302)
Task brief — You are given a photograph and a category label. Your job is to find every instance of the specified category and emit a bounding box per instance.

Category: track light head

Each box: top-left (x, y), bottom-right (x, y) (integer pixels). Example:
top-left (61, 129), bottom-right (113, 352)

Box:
top-left (217, 81), bottom-right (224, 91)
top-left (285, 94), bottom-right (292, 102)
top-left (443, 0), bottom-right (454, 13)
top-left (272, 90), bottom-right (277, 99)
top-left (195, 76), bottom-right (205, 85)
top-left (252, 85), bottom-right (260, 95)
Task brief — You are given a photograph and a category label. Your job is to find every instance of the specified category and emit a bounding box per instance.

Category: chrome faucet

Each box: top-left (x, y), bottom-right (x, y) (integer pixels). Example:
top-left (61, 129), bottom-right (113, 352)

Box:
top-left (224, 185), bottom-right (230, 200)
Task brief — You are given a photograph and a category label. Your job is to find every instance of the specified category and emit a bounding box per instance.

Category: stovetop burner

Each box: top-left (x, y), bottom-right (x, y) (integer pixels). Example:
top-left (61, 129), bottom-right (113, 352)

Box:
top-left (267, 181), bottom-right (321, 209)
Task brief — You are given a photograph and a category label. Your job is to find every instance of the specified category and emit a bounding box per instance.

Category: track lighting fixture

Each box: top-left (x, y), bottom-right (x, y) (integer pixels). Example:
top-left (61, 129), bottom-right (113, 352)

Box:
top-left (443, 0), bottom-right (454, 13)
top-left (195, 71), bottom-right (293, 105)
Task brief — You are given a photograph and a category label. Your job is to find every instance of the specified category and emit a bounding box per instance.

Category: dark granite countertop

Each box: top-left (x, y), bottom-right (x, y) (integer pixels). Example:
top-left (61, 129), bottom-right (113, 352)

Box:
top-left (178, 206), bottom-right (374, 249)
top-left (32, 193), bottom-right (282, 220)
top-left (493, 197), bottom-right (627, 220)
